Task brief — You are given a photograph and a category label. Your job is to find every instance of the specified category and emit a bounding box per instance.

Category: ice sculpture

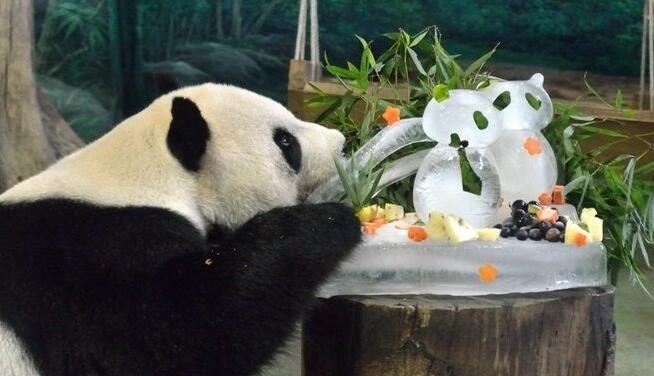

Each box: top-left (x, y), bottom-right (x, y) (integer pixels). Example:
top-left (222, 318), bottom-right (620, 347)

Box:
top-left (480, 73), bottom-right (557, 218)
top-left (414, 90), bottom-right (502, 227)
top-left (307, 118), bottom-right (429, 203)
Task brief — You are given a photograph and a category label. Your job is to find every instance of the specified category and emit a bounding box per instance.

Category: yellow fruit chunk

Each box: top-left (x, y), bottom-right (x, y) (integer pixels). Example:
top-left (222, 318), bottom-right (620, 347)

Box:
top-left (580, 208), bottom-right (603, 242)
top-left (478, 262), bottom-right (498, 282)
top-left (476, 228), bottom-right (501, 241)
top-left (384, 203), bottom-right (405, 221)
top-left (564, 222), bottom-right (592, 247)
top-left (426, 212), bottom-right (448, 240)
top-left (580, 208), bottom-right (598, 224)
top-left (443, 215), bottom-right (478, 243)
top-left (356, 205), bottom-right (378, 223)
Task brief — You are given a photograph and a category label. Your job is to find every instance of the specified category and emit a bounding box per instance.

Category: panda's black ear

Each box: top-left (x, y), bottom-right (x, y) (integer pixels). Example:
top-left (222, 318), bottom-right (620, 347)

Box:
top-left (167, 97), bottom-right (211, 172)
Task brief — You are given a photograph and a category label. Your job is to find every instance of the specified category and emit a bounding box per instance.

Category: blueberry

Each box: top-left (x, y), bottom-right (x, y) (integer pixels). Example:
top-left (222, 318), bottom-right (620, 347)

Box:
top-left (494, 223), bottom-right (503, 229)
top-left (558, 216), bottom-right (568, 224)
top-left (507, 224), bottom-right (518, 235)
top-left (512, 200), bottom-right (527, 212)
top-left (539, 221), bottom-right (552, 232)
top-left (503, 218), bottom-right (515, 226)
top-left (500, 227), bottom-right (512, 238)
top-left (519, 226), bottom-right (531, 233)
top-left (513, 209), bottom-right (527, 219)
top-left (516, 229), bottom-right (529, 240)
top-left (528, 228), bottom-right (543, 240)
top-left (545, 228), bottom-right (561, 242)
top-left (554, 221), bottom-right (566, 231)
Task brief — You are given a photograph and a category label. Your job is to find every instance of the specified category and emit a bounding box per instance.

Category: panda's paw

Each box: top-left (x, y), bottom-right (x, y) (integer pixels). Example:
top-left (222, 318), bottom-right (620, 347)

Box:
top-left (238, 202), bottom-right (361, 256)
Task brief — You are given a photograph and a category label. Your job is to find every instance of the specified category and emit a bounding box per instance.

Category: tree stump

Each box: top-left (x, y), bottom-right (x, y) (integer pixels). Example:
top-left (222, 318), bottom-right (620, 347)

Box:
top-left (303, 286), bottom-right (615, 376)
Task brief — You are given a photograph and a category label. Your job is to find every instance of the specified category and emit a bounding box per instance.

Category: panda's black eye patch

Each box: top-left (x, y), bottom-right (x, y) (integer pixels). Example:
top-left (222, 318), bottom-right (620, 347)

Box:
top-left (273, 128), bottom-right (301, 173)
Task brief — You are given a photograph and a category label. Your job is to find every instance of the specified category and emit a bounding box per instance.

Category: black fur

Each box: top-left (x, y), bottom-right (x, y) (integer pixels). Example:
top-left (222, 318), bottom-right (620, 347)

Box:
top-left (273, 128), bottom-right (302, 173)
top-left (0, 199), bottom-right (360, 375)
top-left (167, 97), bottom-right (211, 171)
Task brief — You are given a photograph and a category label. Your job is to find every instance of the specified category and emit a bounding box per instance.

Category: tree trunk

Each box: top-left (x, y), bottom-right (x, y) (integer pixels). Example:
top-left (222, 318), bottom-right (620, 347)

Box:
top-left (303, 286), bottom-right (616, 376)
top-left (0, 0), bottom-right (83, 192)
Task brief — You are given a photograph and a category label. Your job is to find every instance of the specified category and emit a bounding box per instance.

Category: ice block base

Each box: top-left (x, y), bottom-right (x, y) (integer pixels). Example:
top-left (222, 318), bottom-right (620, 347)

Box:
top-left (319, 236), bottom-right (607, 297)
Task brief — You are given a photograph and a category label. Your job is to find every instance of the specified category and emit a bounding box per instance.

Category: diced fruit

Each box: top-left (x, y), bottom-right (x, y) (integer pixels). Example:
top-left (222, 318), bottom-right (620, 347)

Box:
top-left (478, 262), bottom-right (498, 282)
top-left (584, 217), bottom-right (603, 242)
top-left (376, 207), bottom-right (385, 218)
top-left (528, 228), bottom-right (543, 240)
top-left (516, 229), bottom-right (529, 240)
top-left (443, 216), bottom-right (478, 243)
top-left (580, 208), bottom-right (598, 224)
top-left (372, 217), bottom-right (387, 225)
top-left (527, 204), bottom-right (541, 214)
top-left (545, 228), bottom-right (561, 242)
top-left (511, 199), bottom-right (527, 213)
top-left (552, 185), bottom-right (565, 204)
top-left (538, 192), bottom-right (553, 205)
top-left (476, 228), bottom-right (501, 241)
top-left (384, 203), bottom-right (405, 221)
top-left (357, 205), bottom-right (378, 223)
top-left (407, 226), bottom-right (428, 241)
top-left (536, 207), bottom-right (559, 223)
top-left (394, 213), bottom-right (418, 230)
top-left (564, 222), bottom-right (592, 247)
top-left (580, 208), bottom-right (602, 242)
top-left (363, 222), bottom-right (380, 235)
top-left (426, 212), bottom-right (448, 240)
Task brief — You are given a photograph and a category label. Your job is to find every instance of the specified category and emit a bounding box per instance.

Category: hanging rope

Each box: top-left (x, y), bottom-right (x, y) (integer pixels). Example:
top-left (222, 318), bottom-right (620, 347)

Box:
top-left (639, 0), bottom-right (654, 110)
top-left (294, 0), bottom-right (320, 81)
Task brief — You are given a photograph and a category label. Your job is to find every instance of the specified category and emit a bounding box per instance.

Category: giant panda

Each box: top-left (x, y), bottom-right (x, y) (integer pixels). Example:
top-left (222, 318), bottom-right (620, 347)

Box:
top-left (0, 83), bottom-right (361, 375)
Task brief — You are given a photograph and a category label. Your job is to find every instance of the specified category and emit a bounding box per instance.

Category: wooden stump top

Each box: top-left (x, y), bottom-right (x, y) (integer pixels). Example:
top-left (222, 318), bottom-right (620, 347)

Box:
top-left (303, 286), bottom-right (615, 376)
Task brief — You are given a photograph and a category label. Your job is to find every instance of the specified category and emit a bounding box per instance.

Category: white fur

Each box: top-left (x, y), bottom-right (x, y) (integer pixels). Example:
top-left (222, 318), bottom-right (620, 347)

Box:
top-left (0, 84), bottom-right (344, 374)
top-left (0, 83), bottom-right (344, 231)
top-left (0, 323), bottom-right (39, 376)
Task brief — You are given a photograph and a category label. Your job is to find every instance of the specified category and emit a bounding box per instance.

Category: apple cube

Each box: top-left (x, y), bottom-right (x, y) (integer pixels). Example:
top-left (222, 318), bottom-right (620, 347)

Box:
top-left (384, 203), bottom-right (405, 221)
top-left (443, 215), bottom-right (478, 243)
top-left (476, 228), bottom-right (501, 241)
top-left (425, 212), bottom-right (448, 240)
top-left (564, 222), bottom-right (592, 247)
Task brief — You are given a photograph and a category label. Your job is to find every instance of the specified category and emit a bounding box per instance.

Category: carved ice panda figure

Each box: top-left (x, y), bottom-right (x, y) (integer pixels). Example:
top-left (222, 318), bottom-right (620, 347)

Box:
top-left (415, 90), bottom-right (502, 228)
top-left (480, 73), bottom-right (557, 216)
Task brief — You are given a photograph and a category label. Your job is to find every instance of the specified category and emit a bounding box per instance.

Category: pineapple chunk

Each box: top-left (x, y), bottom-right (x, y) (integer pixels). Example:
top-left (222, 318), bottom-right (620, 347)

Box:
top-left (476, 228), bottom-right (501, 241)
top-left (580, 208), bottom-right (603, 242)
top-left (564, 222), bottom-right (592, 247)
top-left (425, 212), bottom-right (448, 240)
top-left (584, 217), bottom-right (603, 242)
top-left (580, 208), bottom-right (598, 224)
top-left (443, 215), bottom-right (478, 243)
top-left (395, 213), bottom-right (418, 230)
top-left (384, 204), bottom-right (405, 221)
top-left (357, 205), bottom-right (378, 223)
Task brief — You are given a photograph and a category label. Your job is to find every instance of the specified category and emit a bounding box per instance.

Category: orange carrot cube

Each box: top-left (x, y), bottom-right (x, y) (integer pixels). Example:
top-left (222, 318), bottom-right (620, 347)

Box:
top-left (407, 226), bottom-right (427, 241)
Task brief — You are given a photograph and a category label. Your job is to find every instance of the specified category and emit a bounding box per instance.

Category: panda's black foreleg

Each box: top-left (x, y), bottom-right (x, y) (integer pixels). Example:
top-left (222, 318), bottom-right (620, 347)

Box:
top-left (153, 202), bottom-right (361, 375)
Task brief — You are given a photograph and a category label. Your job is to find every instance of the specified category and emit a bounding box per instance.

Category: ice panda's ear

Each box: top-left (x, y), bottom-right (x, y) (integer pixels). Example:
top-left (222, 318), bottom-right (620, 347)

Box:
top-left (167, 97), bottom-right (211, 172)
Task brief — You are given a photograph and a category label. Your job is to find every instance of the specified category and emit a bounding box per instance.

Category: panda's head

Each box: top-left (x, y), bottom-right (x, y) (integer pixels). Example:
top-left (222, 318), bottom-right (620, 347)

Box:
top-left (0, 84), bottom-right (346, 231)
top-left (160, 84), bottom-right (346, 229)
